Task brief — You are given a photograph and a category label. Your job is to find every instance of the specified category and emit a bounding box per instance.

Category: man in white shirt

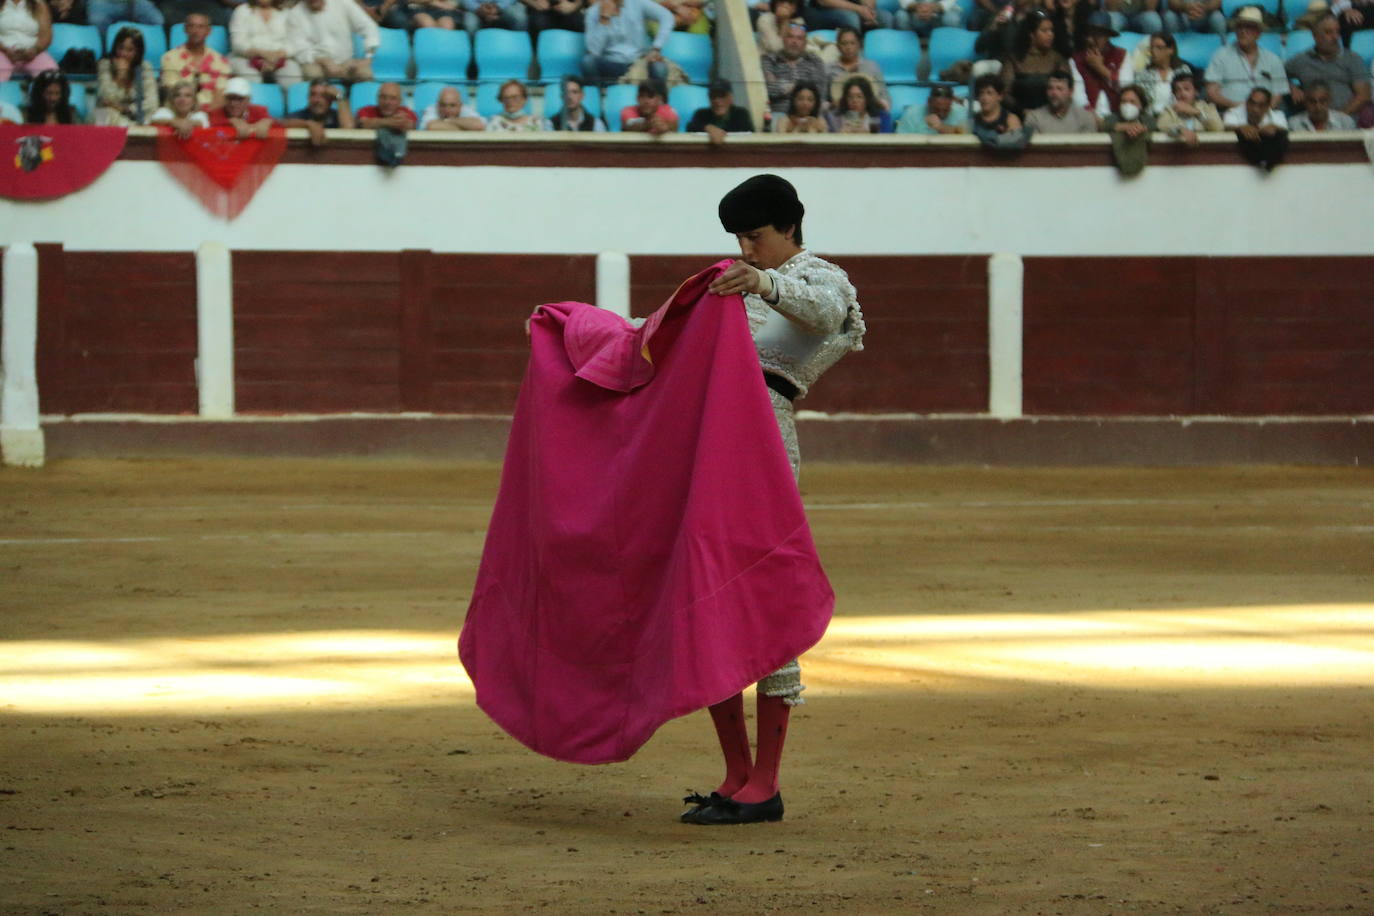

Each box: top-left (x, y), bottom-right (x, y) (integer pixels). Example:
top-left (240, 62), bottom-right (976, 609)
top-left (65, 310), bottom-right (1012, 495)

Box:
top-left (287, 0), bottom-right (380, 84)
top-left (1223, 86), bottom-right (1289, 170)
top-left (421, 86), bottom-right (487, 130)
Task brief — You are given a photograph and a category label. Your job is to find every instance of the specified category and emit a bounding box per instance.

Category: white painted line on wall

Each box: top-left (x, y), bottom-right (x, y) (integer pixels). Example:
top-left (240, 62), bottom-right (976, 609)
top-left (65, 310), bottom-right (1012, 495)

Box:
top-left (987, 252), bottom-right (1024, 420)
top-left (596, 251), bottom-right (631, 318)
top-left (1, 243), bottom-right (45, 468)
top-left (196, 242), bottom-right (234, 419)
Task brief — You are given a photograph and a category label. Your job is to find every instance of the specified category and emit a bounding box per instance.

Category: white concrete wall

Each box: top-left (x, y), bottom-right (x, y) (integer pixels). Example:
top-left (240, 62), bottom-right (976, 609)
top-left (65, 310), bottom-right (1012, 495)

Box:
top-left (4, 159), bottom-right (1372, 256)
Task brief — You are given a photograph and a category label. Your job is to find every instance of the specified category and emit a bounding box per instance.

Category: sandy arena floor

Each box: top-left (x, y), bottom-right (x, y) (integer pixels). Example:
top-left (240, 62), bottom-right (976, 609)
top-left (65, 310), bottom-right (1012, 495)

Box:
top-left (1, 459), bottom-right (1372, 915)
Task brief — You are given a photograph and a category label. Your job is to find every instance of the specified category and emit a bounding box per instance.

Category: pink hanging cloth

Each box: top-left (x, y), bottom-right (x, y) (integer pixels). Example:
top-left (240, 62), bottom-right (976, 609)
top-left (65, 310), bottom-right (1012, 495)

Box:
top-left (458, 261), bottom-right (835, 765)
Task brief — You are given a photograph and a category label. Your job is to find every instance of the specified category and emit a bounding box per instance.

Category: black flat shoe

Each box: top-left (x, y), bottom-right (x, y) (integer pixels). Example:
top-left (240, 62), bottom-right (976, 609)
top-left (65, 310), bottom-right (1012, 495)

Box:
top-left (687, 792), bottom-right (784, 826)
top-left (680, 791), bottom-right (729, 824)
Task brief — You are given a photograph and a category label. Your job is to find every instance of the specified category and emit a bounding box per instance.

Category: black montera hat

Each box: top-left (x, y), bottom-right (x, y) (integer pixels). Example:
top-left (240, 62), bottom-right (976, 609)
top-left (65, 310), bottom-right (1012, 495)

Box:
top-left (718, 174), bottom-right (804, 234)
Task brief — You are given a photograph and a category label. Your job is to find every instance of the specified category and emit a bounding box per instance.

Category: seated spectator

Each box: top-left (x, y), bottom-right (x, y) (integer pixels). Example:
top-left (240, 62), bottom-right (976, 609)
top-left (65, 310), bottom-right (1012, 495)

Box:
top-left (582, 0), bottom-right (673, 84)
top-left (486, 79), bottom-right (548, 131)
top-left (895, 83), bottom-right (967, 133)
top-left (461, 0), bottom-right (527, 34)
top-left (895, 0), bottom-right (961, 38)
top-left (772, 77), bottom-right (828, 132)
top-left (523, 0), bottom-right (585, 37)
top-left (804, 0), bottom-right (891, 32)
top-left (1224, 85), bottom-right (1287, 169)
top-left (48, 0), bottom-right (87, 27)
top-left (977, 0), bottom-right (1040, 62)
top-left (410, 0), bottom-right (462, 29)
top-left (86, 0), bottom-right (163, 35)
top-left (209, 75), bottom-right (275, 137)
top-left (1156, 70), bottom-right (1222, 143)
top-left (1289, 78), bottom-right (1358, 129)
top-left (0, 0), bottom-right (59, 82)
top-left (25, 69), bottom-right (78, 122)
top-left (359, 0), bottom-right (410, 30)
top-left (659, 0), bottom-right (709, 33)
top-left (1049, 0), bottom-right (1091, 58)
top-left (149, 78), bottom-right (212, 137)
top-left (1204, 6), bottom-right (1286, 113)
top-left (356, 79), bottom-right (417, 129)
top-left (1024, 68), bottom-right (1098, 132)
top-left (762, 22), bottom-right (827, 116)
top-left (279, 76), bottom-right (354, 143)
top-left (620, 76), bottom-right (676, 133)
top-left (827, 73), bottom-right (892, 131)
top-left (825, 27), bottom-right (889, 110)
top-left (1002, 10), bottom-right (1070, 113)
top-left (756, 0), bottom-right (803, 54)
top-left (287, 0), bottom-right (379, 84)
top-left (685, 78), bottom-right (753, 141)
top-left (230, 0), bottom-right (302, 87)
top-left (548, 75), bottom-right (606, 130)
top-left (1103, 0), bottom-right (1164, 34)
top-left (970, 71), bottom-right (1023, 139)
top-left (1071, 11), bottom-right (1132, 117)
top-left (1136, 31), bottom-right (1191, 115)
top-left (1332, 0), bottom-right (1373, 46)
top-left (1286, 14), bottom-right (1370, 125)
top-left (93, 25), bottom-right (158, 126)
top-left (156, 0), bottom-right (238, 29)
top-left (421, 84), bottom-right (485, 130)
top-left (162, 12), bottom-right (233, 108)
top-left (1165, 0), bottom-right (1225, 34)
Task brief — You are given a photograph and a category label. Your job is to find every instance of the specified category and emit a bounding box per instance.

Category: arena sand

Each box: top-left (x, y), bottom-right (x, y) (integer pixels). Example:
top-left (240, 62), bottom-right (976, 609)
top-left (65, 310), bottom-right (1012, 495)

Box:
top-left (1, 460), bottom-right (1371, 914)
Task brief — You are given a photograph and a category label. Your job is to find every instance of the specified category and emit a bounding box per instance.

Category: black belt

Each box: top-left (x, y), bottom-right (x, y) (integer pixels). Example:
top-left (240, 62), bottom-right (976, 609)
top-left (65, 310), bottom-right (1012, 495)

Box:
top-left (764, 372), bottom-right (798, 402)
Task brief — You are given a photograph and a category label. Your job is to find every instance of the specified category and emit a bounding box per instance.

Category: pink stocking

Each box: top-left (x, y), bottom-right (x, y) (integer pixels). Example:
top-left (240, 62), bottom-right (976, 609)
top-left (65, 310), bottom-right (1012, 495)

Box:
top-left (707, 692), bottom-right (752, 797)
top-left (734, 693), bottom-right (789, 804)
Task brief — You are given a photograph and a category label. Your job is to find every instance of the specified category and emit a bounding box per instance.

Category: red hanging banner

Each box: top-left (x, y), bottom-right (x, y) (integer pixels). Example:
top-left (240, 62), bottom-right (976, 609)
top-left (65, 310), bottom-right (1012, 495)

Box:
top-left (157, 125), bottom-right (287, 220)
top-left (0, 124), bottom-right (127, 201)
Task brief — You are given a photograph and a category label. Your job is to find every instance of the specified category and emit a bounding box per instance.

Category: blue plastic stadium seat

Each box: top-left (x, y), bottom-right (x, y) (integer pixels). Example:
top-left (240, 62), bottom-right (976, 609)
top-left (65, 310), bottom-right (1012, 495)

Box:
top-left (349, 80), bottom-right (380, 111)
top-left (864, 28), bottom-right (920, 84)
top-left (0, 81), bottom-right (22, 108)
top-left (285, 80), bottom-right (310, 113)
top-left (1111, 31), bottom-right (1146, 54)
top-left (410, 81), bottom-right (444, 116)
top-left (1351, 30), bottom-right (1374, 66)
top-left (1256, 31), bottom-right (1284, 57)
top-left (169, 23), bottom-right (228, 55)
top-left (925, 26), bottom-right (978, 78)
top-left (602, 82), bottom-right (638, 131)
top-left (68, 82), bottom-right (89, 119)
top-left (49, 24), bottom-right (104, 69)
top-left (247, 82), bottom-right (283, 118)
top-left (105, 21), bottom-right (167, 62)
top-left (474, 28), bottom-right (532, 82)
top-left (1222, 0), bottom-right (1278, 15)
top-left (536, 29), bottom-right (584, 83)
top-left (353, 27), bottom-right (410, 80)
top-left (809, 29), bottom-right (837, 45)
top-left (1283, 28), bottom-right (1314, 57)
top-left (887, 83), bottom-right (927, 119)
top-left (1175, 32), bottom-right (1222, 70)
top-left (663, 32), bottom-right (712, 84)
top-left (668, 83), bottom-right (708, 129)
top-left (473, 79), bottom-right (532, 116)
top-left (414, 27), bottom-right (472, 82)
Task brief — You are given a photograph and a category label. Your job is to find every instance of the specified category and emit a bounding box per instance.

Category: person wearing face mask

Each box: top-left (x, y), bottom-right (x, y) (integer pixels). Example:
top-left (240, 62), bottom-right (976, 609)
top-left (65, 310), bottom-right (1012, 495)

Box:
top-left (1102, 83), bottom-right (1153, 174)
top-left (1156, 70), bottom-right (1223, 143)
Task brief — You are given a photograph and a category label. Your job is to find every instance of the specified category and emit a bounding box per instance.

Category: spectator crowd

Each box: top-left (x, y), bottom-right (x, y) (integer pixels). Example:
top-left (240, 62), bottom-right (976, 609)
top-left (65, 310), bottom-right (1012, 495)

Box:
top-left (0, 0), bottom-right (1370, 147)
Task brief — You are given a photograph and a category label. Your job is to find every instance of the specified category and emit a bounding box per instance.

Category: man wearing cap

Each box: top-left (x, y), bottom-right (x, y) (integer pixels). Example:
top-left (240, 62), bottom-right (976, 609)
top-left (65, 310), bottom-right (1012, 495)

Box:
top-left (1205, 6), bottom-right (1288, 111)
top-left (1072, 11), bottom-right (1133, 116)
top-left (685, 79), bottom-right (755, 142)
top-left (895, 84), bottom-right (969, 133)
top-left (677, 175), bottom-right (866, 827)
top-left (207, 76), bottom-right (275, 137)
top-left (1285, 13), bottom-right (1371, 122)
top-left (1165, 0), bottom-right (1225, 34)
top-left (762, 22), bottom-right (829, 116)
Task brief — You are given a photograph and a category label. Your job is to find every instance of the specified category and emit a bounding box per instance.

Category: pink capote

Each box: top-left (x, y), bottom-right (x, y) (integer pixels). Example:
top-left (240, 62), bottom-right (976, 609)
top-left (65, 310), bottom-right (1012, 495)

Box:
top-left (458, 262), bottom-right (835, 765)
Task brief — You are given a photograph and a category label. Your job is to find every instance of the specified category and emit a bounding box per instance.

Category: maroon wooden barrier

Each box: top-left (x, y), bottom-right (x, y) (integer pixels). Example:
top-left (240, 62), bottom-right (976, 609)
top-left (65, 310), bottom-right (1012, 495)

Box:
top-left (35, 245), bottom-right (198, 415)
top-left (630, 254), bottom-right (990, 414)
top-left (1024, 257), bottom-right (1374, 416)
